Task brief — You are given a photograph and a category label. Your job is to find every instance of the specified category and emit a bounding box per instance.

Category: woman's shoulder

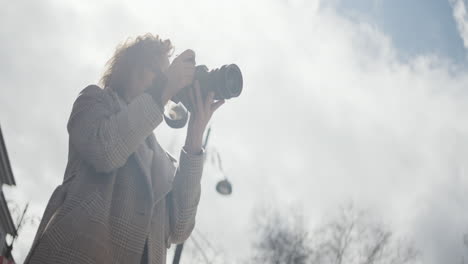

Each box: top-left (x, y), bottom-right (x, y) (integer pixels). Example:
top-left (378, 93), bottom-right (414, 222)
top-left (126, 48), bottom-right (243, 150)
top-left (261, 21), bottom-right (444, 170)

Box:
top-left (78, 84), bottom-right (113, 100)
top-left (73, 85), bottom-right (117, 109)
top-left (80, 84), bottom-right (102, 93)
top-left (67, 85), bottom-right (119, 128)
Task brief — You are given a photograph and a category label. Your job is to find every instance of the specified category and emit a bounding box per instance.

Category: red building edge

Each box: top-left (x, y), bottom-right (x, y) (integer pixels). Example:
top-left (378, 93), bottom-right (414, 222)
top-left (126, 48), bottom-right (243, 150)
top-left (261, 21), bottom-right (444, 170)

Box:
top-left (0, 124), bottom-right (17, 263)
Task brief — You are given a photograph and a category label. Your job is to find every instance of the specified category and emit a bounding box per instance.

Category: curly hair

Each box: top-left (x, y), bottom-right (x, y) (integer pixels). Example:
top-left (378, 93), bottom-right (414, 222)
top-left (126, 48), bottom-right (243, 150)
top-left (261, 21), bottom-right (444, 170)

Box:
top-left (100, 33), bottom-right (173, 95)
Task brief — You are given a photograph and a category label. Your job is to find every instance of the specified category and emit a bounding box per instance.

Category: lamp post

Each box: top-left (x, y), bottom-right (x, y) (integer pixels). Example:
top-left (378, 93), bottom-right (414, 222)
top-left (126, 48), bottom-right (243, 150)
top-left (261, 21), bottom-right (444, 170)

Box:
top-left (216, 179), bottom-right (232, 196)
top-left (172, 127), bottom-right (232, 264)
top-left (214, 148), bottom-right (232, 196)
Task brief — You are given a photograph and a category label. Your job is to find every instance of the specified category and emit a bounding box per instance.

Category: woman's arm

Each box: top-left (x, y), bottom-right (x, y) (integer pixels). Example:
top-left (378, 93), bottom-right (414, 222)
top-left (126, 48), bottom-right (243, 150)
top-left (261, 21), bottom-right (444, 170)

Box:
top-left (166, 146), bottom-right (205, 244)
top-left (67, 85), bottom-right (165, 173)
top-left (167, 81), bottom-right (225, 243)
top-left (67, 49), bottom-right (196, 173)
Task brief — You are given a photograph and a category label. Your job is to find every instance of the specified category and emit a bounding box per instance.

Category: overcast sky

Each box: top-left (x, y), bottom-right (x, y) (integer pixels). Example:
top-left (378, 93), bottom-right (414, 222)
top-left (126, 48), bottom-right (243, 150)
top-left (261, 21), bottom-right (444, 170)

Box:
top-left (2, 0), bottom-right (468, 263)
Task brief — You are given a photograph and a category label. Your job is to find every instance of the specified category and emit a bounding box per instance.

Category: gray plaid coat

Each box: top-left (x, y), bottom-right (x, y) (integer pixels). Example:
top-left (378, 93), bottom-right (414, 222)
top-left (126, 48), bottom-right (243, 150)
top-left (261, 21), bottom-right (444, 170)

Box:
top-left (24, 85), bottom-right (205, 264)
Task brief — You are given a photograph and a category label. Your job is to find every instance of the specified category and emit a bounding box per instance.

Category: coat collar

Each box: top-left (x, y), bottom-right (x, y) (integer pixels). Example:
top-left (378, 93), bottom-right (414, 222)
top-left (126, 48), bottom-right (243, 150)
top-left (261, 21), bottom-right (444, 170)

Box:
top-left (110, 88), bottom-right (174, 206)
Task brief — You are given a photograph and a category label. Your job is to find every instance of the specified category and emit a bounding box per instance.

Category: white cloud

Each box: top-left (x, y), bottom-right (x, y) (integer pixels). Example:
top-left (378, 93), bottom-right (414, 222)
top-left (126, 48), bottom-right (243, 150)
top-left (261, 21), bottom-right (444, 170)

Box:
top-left (450, 0), bottom-right (468, 51)
top-left (2, 0), bottom-right (468, 263)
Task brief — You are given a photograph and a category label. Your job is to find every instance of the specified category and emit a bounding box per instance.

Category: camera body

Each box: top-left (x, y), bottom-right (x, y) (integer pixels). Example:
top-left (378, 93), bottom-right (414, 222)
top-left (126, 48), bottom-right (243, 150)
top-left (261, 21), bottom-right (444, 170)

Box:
top-left (164, 64), bottom-right (243, 128)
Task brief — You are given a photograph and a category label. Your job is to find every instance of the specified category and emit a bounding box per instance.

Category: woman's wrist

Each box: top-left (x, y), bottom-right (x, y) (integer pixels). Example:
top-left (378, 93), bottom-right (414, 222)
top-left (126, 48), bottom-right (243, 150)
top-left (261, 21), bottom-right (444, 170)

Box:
top-left (147, 75), bottom-right (169, 110)
top-left (184, 122), bottom-right (204, 154)
top-left (183, 139), bottom-right (203, 154)
top-left (159, 88), bottom-right (171, 107)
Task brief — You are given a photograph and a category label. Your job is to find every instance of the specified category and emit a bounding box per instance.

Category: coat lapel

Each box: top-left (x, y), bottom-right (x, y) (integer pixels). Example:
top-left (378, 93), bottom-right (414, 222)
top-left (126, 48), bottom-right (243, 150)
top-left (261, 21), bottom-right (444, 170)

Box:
top-left (147, 134), bottom-right (174, 206)
top-left (133, 143), bottom-right (155, 201)
top-left (110, 88), bottom-right (173, 206)
top-left (111, 89), bottom-right (155, 201)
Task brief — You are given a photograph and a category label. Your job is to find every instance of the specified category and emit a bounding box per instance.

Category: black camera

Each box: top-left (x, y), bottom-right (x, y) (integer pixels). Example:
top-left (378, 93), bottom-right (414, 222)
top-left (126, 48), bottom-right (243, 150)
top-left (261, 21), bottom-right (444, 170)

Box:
top-left (193, 64), bottom-right (243, 100)
top-left (164, 64), bottom-right (243, 128)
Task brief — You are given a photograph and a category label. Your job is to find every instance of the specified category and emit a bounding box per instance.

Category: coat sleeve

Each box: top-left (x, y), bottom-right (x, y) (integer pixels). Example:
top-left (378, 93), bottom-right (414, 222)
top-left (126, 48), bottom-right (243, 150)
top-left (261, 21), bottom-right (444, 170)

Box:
top-left (167, 147), bottom-right (205, 245)
top-left (67, 85), bottom-right (164, 173)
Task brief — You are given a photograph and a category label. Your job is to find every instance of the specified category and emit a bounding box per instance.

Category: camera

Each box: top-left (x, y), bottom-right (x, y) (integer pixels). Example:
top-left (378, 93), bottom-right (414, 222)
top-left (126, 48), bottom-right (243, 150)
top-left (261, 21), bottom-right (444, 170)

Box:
top-left (164, 64), bottom-right (243, 128)
top-left (192, 64), bottom-right (243, 101)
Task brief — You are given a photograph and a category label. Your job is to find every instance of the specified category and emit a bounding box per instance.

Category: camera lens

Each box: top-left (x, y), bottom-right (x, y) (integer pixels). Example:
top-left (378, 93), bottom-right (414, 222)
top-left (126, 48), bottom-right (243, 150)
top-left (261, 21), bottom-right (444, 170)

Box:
top-left (223, 64), bottom-right (243, 100)
top-left (166, 63), bottom-right (243, 129)
top-left (200, 64), bottom-right (243, 100)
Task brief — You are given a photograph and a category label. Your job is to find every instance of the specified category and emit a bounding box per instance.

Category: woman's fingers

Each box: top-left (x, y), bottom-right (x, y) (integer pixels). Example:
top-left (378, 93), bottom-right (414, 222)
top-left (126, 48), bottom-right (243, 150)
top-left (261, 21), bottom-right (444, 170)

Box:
top-left (189, 82), bottom-right (225, 120)
top-left (176, 49), bottom-right (196, 64)
top-left (210, 99), bottom-right (225, 114)
top-left (194, 81), bottom-right (203, 113)
top-left (205, 92), bottom-right (215, 113)
top-left (188, 83), bottom-right (196, 112)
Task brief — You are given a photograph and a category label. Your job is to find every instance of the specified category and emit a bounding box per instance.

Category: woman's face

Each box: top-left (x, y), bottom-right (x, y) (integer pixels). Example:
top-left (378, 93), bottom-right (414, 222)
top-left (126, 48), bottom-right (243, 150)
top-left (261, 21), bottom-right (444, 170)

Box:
top-left (144, 57), bottom-right (170, 90)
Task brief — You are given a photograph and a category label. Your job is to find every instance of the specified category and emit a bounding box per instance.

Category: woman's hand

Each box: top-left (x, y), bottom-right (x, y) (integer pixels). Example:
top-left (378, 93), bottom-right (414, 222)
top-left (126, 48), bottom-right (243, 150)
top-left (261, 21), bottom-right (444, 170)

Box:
top-left (184, 81), bottom-right (225, 154)
top-left (161, 49), bottom-right (196, 106)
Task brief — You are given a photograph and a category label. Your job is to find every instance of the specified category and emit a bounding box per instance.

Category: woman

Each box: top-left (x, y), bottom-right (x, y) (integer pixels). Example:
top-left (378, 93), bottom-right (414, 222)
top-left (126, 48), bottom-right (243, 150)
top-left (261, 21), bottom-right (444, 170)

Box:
top-left (25, 33), bottom-right (224, 264)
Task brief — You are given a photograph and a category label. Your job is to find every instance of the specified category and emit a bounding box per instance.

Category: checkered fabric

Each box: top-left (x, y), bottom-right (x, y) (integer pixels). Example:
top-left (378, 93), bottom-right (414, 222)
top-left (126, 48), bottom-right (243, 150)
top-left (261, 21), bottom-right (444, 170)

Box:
top-left (24, 85), bottom-right (205, 264)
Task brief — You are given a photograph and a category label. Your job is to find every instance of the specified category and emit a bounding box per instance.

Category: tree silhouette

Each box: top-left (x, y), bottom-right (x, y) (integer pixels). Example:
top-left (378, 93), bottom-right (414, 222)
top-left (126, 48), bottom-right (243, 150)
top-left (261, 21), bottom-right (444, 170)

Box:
top-left (249, 206), bottom-right (313, 264)
top-left (250, 203), bottom-right (420, 264)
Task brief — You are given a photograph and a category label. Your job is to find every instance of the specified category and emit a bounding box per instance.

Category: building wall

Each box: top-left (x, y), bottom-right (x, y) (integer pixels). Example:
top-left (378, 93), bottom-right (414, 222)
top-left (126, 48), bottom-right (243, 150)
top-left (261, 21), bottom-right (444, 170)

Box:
top-left (0, 185), bottom-right (6, 257)
top-left (0, 224), bottom-right (5, 255)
